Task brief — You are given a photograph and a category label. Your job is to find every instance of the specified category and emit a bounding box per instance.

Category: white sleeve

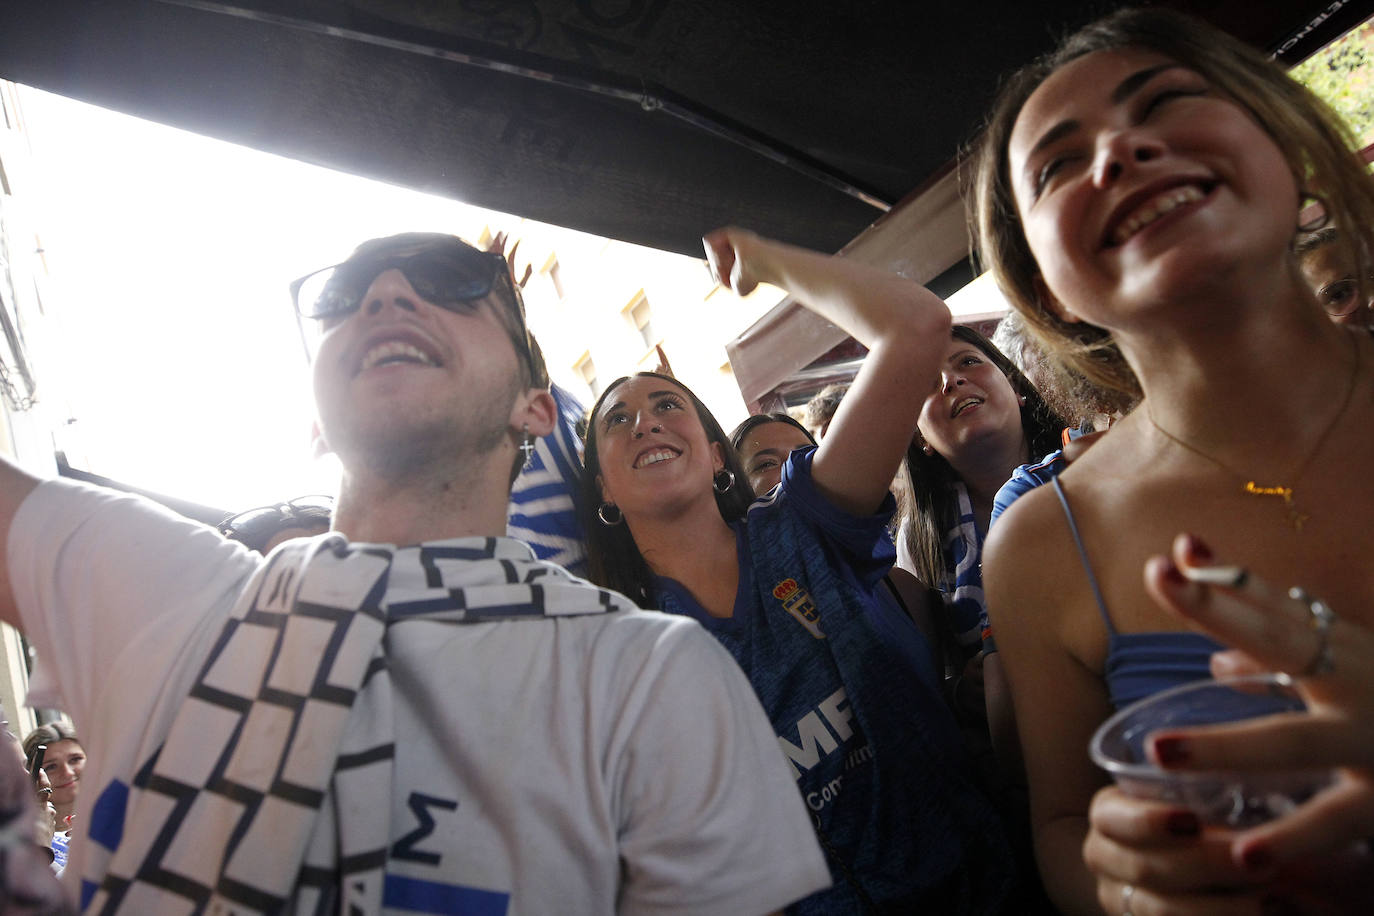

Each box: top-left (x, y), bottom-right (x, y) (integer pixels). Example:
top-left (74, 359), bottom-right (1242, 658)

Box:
top-left (609, 620), bottom-right (831, 916)
top-left (894, 516), bottom-right (919, 580)
top-left (7, 478), bottom-right (259, 721)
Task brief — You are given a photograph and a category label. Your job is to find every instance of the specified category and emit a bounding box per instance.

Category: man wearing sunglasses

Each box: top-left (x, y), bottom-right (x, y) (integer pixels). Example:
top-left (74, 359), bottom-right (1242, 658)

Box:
top-left (0, 233), bottom-right (828, 913)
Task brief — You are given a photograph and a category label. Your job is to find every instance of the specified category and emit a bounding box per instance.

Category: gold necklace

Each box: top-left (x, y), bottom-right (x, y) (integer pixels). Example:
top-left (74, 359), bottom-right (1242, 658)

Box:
top-left (1145, 335), bottom-right (1361, 532)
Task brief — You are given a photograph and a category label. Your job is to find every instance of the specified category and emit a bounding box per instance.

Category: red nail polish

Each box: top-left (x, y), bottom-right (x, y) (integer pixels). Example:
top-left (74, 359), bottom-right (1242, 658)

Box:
top-left (1153, 736), bottom-right (1190, 765)
top-left (1243, 845), bottom-right (1274, 872)
top-left (1166, 811), bottom-right (1199, 836)
top-left (1184, 533), bottom-right (1213, 563)
top-left (1162, 562), bottom-right (1187, 586)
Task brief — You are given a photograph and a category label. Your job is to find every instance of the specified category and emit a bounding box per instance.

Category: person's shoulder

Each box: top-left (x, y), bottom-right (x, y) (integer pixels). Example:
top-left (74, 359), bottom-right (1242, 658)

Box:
top-left (991, 449), bottom-right (1066, 524)
top-left (982, 477), bottom-right (1081, 613)
top-left (768, 445), bottom-right (895, 538)
top-left (18, 476), bottom-right (254, 572)
top-left (23, 475), bottom-right (150, 517)
top-left (569, 606), bottom-right (744, 689)
top-left (576, 603), bottom-right (717, 656)
top-left (524, 575), bottom-right (701, 642)
top-left (585, 603), bottom-right (699, 633)
top-left (1048, 418), bottom-right (1158, 520)
top-left (771, 446), bottom-right (819, 503)
top-left (489, 557), bottom-right (734, 678)
top-left (20, 477), bottom-right (241, 555)
top-left (986, 478), bottom-right (1065, 557)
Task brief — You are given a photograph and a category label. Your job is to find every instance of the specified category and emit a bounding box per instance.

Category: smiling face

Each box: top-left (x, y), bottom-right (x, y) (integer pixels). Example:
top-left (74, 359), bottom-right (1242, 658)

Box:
top-left (311, 257), bottom-right (525, 479)
top-left (736, 421), bottom-right (813, 494)
top-left (1008, 48), bottom-right (1298, 329)
top-left (917, 336), bottom-right (1026, 464)
top-left (592, 375), bottom-right (725, 520)
top-left (41, 739), bottom-right (85, 811)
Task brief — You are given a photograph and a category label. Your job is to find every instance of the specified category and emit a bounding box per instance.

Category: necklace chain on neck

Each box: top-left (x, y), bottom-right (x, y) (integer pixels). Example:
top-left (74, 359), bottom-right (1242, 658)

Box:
top-left (1145, 334), bottom-right (1361, 532)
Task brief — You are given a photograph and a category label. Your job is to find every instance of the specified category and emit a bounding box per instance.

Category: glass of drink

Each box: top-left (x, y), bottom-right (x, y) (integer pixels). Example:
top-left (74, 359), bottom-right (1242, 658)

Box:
top-left (1090, 673), bottom-right (1334, 827)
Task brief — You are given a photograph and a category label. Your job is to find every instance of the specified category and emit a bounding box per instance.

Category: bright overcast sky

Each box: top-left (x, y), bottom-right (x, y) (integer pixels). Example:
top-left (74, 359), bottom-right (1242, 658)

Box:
top-left (16, 86), bottom-right (603, 512)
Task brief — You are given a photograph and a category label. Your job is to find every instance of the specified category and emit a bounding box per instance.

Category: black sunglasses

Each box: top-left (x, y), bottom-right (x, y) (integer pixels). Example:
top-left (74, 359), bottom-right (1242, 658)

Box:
top-left (289, 240), bottom-right (534, 369)
top-left (218, 495), bottom-right (334, 551)
top-left (290, 242), bottom-right (511, 320)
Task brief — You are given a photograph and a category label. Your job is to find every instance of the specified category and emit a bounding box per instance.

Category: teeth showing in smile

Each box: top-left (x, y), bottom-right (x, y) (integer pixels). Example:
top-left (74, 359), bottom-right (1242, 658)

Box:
top-left (1113, 185), bottom-right (1206, 246)
top-left (635, 450), bottom-right (679, 469)
top-left (361, 341), bottom-right (436, 371)
top-left (952, 397), bottom-right (983, 418)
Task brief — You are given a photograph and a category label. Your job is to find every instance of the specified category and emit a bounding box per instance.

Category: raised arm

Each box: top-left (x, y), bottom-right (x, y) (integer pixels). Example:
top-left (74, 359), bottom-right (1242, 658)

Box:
top-left (704, 228), bottom-right (950, 515)
top-left (0, 455), bottom-right (42, 629)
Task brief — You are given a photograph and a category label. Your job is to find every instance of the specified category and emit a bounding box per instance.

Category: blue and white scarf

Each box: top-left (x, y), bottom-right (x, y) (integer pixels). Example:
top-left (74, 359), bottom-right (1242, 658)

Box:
top-left (938, 482), bottom-right (988, 652)
top-left (82, 534), bottom-right (629, 914)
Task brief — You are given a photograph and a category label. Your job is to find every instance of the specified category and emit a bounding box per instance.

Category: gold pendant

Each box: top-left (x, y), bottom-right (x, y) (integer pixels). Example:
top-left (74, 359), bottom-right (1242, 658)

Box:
top-left (1244, 481), bottom-right (1308, 531)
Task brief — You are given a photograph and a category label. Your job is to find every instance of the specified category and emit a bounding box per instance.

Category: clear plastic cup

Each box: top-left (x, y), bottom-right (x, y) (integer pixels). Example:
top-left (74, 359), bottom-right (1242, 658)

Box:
top-left (1090, 673), bottom-right (1334, 827)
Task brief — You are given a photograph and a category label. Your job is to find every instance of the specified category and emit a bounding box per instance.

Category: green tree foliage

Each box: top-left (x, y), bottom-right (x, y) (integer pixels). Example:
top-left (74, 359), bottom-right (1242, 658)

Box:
top-left (1291, 20), bottom-right (1374, 150)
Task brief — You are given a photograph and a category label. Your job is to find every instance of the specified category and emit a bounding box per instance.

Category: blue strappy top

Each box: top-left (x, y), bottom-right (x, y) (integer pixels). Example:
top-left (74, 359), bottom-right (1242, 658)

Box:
top-left (1052, 477), bottom-right (1223, 709)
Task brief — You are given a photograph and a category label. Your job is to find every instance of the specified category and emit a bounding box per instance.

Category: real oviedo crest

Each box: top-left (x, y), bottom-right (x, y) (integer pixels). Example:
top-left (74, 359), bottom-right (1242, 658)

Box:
top-left (772, 577), bottom-right (825, 639)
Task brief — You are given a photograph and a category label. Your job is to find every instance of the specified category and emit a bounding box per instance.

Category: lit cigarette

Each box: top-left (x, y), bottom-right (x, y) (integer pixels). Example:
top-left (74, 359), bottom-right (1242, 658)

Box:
top-left (1180, 565), bottom-right (1248, 588)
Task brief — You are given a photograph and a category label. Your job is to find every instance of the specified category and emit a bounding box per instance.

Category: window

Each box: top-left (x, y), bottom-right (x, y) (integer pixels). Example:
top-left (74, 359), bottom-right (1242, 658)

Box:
top-left (547, 258), bottom-right (566, 299)
top-left (625, 293), bottom-right (656, 349)
top-left (575, 353), bottom-right (599, 396)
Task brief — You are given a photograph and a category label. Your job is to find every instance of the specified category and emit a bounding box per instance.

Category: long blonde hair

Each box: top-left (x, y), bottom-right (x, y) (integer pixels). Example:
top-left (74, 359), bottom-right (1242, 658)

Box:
top-left (970, 7), bottom-right (1374, 398)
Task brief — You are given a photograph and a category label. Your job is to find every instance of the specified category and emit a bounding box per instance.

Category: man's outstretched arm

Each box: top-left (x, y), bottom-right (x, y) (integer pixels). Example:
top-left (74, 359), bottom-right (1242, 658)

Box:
top-left (0, 456), bottom-right (43, 629)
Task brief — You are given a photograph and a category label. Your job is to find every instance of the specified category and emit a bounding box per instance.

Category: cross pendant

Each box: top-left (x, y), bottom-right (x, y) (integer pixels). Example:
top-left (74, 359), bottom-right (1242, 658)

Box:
top-left (519, 436), bottom-right (536, 464)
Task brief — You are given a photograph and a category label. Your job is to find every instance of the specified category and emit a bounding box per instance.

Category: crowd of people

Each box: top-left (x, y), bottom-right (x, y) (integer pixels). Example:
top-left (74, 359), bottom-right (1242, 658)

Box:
top-left (1, 6), bottom-right (1372, 914)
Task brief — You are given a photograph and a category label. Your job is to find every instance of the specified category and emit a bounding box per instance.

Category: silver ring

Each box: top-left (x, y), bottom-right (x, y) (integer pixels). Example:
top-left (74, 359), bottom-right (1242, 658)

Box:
top-left (1288, 586), bottom-right (1336, 676)
top-left (1121, 882), bottom-right (1135, 916)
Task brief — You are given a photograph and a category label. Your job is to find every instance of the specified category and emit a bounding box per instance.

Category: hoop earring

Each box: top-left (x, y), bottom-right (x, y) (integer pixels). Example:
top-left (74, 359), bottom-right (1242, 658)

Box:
top-left (713, 469), bottom-right (735, 494)
top-left (597, 503), bottom-right (623, 526)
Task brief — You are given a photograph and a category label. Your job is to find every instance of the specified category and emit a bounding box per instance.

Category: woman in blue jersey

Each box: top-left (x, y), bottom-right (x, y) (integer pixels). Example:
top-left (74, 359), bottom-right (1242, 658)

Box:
top-left (579, 228), bottom-right (1019, 913)
top-left (971, 8), bottom-right (1374, 912)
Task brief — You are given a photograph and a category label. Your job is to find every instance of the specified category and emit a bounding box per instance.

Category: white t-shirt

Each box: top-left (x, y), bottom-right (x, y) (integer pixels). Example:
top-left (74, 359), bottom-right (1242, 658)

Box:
top-left (9, 479), bottom-right (830, 914)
